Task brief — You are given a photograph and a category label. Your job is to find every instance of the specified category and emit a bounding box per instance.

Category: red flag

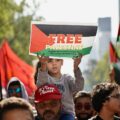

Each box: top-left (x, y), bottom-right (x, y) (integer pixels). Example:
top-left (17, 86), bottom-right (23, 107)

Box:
top-left (109, 41), bottom-right (118, 63)
top-left (0, 41), bottom-right (36, 95)
top-left (0, 47), bottom-right (7, 87)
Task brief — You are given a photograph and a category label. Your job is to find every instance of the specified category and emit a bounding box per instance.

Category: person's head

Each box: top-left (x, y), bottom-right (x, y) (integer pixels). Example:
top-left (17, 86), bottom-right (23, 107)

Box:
top-left (91, 82), bottom-right (120, 114)
top-left (46, 58), bottom-right (63, 76)
top-left (74, 91), bottom-right (93, 120)
top-left (0, 97), bottom-right (34, 120)
top-left (7, 77), bottom-right (29, 101)
top-left (34, 84), bottom-right (62, 120)
top-left (7, 80), bottom-right (22, 98)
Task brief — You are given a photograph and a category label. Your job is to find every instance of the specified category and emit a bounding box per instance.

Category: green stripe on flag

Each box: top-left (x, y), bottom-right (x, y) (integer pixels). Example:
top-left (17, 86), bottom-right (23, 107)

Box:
top-left (34, 46), bottom-right (92, 58)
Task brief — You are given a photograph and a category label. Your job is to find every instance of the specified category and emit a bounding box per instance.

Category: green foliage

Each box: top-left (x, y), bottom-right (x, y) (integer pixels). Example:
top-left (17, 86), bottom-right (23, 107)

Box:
top-left (0, 0), bottom-right (44, 64)
top-left (11, 15), bottom-right (35, 64)
top-left (116, 43), bottom-right (120, 57)
top-left (0, 0), bottom-right (25, 40)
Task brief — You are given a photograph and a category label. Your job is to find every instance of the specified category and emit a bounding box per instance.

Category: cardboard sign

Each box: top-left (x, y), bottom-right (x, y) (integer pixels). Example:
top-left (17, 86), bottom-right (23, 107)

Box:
top-left (29, 22), bottom-right (97, 58)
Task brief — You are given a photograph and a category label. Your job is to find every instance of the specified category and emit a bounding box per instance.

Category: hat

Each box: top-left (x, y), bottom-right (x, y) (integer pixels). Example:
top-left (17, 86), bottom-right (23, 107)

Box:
top-left (34, 84), bottom-right (62, 103)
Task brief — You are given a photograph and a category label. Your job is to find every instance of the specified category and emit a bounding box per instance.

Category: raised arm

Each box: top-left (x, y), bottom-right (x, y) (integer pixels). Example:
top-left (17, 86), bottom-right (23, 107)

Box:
top-left (36, 56), bottom-right (49, 87)
top-left (69, 55), bottom-right (84, 93)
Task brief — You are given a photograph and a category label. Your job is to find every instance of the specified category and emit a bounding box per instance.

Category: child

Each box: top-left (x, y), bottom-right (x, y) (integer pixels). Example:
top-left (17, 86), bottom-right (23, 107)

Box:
top-left (36, 56), bottom-right (84, 120)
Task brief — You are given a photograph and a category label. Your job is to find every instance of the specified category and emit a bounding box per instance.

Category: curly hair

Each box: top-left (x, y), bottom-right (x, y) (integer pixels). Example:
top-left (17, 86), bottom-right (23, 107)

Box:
top-left (91, 82), bottom-right (119, 112)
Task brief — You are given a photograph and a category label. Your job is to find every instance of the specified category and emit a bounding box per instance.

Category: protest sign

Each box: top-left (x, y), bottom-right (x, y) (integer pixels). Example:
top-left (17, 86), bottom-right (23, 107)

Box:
top-left (29, 22), bottom-right (97, 58)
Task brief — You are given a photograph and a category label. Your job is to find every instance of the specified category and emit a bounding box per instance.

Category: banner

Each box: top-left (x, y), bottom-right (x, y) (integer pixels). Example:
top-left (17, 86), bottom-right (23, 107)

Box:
top-left (29, 22), bottom-right (97, 58)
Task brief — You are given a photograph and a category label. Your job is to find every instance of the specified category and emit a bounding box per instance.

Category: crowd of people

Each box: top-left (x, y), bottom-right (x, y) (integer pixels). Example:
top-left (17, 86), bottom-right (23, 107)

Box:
top-left (0, 56), bottom-right (120, 120)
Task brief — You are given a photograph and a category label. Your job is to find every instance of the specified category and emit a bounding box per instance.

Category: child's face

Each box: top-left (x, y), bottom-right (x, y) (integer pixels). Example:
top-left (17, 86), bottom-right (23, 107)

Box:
top-left (46, 58), bottom-right (63, 75)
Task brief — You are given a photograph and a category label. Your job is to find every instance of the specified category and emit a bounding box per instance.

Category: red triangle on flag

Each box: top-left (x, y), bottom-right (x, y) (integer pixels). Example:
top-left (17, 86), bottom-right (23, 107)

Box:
top-left (30, 24), bottom-right (52, 53)
top-left (109, 41), bottom-right (118, 63)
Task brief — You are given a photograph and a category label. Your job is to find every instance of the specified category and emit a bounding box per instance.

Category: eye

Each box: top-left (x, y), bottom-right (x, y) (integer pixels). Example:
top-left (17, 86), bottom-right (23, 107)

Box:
top-left (48, 59), bottom-right (53, 63)
top-left (50, 100), bottom-right (59, 106)
top-left (56, 59), bottom-right (62, 62)
top-left (37, 103), bottom-right (46, 108)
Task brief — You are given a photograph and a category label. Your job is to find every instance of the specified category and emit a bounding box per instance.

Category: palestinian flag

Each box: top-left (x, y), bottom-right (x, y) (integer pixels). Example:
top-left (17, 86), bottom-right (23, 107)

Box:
top-left (109, 41), bottom-right (120, 85)
top-left (29, 22), bottom-right (97, 58)
top-left (117, 24), bottom-right (120, 42)
top-left (109, 41), bottom-right (118, 63)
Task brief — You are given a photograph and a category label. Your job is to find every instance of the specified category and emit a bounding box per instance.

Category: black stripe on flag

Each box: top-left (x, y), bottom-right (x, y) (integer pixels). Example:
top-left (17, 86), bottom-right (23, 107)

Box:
top-left (35, 24), bottom-right (97, 36)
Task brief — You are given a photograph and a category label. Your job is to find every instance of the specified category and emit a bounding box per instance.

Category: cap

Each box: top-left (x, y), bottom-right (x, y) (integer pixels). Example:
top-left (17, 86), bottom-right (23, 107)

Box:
top-left (34, 84), bottom-right (62, 103)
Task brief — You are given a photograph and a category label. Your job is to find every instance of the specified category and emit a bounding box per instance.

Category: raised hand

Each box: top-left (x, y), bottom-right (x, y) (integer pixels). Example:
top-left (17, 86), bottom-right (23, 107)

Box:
top-left (73, 55), bottom-right (82, 71)
top-left (37, 56), bottom-right (49, 71)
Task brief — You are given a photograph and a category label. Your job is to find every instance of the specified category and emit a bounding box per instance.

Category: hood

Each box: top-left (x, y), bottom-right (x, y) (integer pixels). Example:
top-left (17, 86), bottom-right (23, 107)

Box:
top-left (7, 77), bottom-right (29, 101)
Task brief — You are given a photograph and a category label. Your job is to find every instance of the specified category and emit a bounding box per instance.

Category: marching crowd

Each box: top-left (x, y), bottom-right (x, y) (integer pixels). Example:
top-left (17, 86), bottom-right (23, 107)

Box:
top-left (0, 56), bottom-right (120, 120)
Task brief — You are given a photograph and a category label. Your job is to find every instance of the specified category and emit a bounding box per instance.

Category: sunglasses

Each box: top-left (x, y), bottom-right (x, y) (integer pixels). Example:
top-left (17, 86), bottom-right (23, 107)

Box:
top-left (75, 103), bottom-right (92, 110)
top-left (8, 88), bottom-right (21, 94)
top-left (109, 93), bottom-right (120, 99)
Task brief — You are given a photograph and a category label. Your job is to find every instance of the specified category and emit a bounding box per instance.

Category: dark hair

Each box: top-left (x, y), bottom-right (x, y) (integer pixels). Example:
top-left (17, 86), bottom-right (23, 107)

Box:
top-left (34, 61), bottom-right (41, 84)
top-left (0, 97), bottom-right (34, 120)
top-left (74, 91), bottom-right (91, 103)
top-left (91, 82), bottom-right (119, 112)
top-left (9, 81), bottom-right (21, 87)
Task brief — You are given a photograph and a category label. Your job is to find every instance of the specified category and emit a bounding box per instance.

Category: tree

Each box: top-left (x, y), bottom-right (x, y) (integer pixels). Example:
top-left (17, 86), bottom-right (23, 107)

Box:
top-left (0, 0), bottom-right (44, 64)
top-left (0, 0), bottom-right (25, 40)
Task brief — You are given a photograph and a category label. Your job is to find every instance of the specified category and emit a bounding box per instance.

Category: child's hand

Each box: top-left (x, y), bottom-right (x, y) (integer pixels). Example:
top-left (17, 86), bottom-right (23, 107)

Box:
top-left (73, 55), bottom-right (82, 71)
top-left (38, 56), bottom-right (49, 63)
top-left (37, 56), bottom-right (49, 71)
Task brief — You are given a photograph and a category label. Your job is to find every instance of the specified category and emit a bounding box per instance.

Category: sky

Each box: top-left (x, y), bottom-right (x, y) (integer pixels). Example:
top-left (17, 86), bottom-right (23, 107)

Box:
top-left (34, 0), bottom-right (119, 37)
top-left (19, 0), bottom-right (119, 37)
